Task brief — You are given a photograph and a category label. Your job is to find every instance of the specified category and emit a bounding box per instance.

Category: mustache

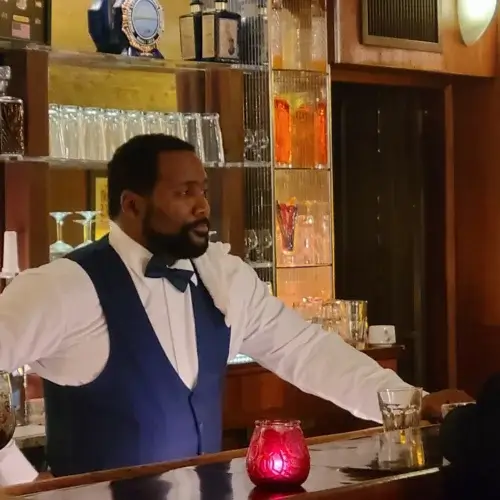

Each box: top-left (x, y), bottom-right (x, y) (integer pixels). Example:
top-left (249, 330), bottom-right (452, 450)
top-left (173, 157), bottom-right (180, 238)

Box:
top-left (183, 218), bottom-right (211, 232)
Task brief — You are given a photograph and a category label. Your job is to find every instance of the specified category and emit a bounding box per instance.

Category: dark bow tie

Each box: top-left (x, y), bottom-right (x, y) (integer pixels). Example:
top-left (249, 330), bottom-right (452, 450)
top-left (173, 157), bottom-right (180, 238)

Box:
top-left (144, 257), bottom-right (194, 293)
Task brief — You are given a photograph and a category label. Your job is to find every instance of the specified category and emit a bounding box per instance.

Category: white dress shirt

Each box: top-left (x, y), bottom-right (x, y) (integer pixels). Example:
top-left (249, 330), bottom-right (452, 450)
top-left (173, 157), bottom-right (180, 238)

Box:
top-left (0, 223), bottom-right (413, 485)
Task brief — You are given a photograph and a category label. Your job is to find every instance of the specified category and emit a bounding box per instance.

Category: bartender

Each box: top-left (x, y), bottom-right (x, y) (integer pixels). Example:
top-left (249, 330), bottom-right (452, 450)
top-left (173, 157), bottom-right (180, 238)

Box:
top-left (0, 135), bottom-right (470, 484)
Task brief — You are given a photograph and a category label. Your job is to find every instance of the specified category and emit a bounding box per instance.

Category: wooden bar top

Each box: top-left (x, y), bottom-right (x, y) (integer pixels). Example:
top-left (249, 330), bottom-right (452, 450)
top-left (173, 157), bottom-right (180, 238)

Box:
top-left (5, 425), bottom-right (446, 499)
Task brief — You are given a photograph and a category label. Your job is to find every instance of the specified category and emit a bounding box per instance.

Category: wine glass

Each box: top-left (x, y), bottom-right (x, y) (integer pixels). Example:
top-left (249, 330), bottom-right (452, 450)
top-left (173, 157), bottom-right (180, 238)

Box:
top-left (74, 211), bottom-right (100, 249)
top-left (254, 129), bottom-right (270, 162)
top-left (258, 229), bottom-right (273, 262)
top-left (244, 130), bottom-right (255, 161)
top-left (244, 229), bottom-right (259, 262)
top-left (0, 372), bottom-right (16, 448)
top-left (49, 211), bottom-right (74, 261)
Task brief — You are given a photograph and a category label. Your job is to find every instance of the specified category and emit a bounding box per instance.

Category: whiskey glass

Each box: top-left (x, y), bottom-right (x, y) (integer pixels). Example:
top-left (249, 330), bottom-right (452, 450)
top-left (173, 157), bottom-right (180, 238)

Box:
top-left (377, 387), bottom-right (423, 432)
top-left (0, 372), bottom-right (16, 449)
top-left (49, 211), bottom-right (74, 261)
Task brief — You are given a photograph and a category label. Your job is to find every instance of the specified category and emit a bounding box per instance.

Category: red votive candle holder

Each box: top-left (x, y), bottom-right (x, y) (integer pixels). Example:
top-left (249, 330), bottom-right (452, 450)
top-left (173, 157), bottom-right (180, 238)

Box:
top-left (246, 419), bottom-right (310, 488)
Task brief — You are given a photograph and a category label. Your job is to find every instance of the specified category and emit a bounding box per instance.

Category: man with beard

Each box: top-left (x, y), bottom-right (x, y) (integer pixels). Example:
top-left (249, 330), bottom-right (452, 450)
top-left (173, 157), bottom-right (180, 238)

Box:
top-left (0, 135), bottom-right (470, 484)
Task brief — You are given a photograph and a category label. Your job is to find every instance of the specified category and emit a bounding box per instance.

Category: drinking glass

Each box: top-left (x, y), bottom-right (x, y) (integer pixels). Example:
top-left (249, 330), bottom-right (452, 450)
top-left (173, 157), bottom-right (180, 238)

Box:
top-left (201, 113), bottom-right (225, 166)
top-left (74, 211), bottom-right (99, 248)
top-left (377, 427), bottom-right (425, 471)
top-left (377, 387), bottom-right (423, 432)
top-left (320, 300), bottom-right (348, 338)
top-left (441, 401), bottom-right (475, 419)
top-left (123, 110), bottom-right (146, 140)
top-left (162, 112), bottom-right (185, 139)
top-left (81, 107), bottom-right (107, 161)
top-left (144, 111), bottom-right (164, 134)
top-left (345, 300), bottom-right (368, 349)
top-left (59, 105), bottom-right (83, 159)
top-left (103, 109), bottom-right (126, 160)
top-left (49, 211), bottom-right (74, 261)
top-left (183, 113), bottom-right (205, 162)
top-left (244, 129), bottom-right (255, 161)
top-left (48, 104), bottom-right (64, 159)
top-left (244, 229), bottom-right (258, 262)
top-left (254, 128), bottom-right (270, 162)
top-left (0, 372), bottom-right (16, 448)
top-left (256, 229), bottom-right (273, 262)
top-left (246, 420), bottom-right (310, 488)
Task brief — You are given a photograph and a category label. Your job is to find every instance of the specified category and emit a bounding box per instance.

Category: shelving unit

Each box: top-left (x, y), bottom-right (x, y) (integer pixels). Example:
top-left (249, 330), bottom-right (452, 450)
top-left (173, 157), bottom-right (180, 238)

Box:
top-left (0, 0), bottom-right (333, 354)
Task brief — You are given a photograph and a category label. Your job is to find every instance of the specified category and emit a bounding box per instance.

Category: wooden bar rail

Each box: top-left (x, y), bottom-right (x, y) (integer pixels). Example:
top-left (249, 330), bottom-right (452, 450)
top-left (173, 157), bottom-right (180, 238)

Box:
top-left (5, 426), bottom-right (445, 499)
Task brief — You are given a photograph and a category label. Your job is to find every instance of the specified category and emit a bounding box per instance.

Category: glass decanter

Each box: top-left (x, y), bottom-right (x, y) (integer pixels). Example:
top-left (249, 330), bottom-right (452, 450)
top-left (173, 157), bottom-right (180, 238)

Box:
top-left (0, 66), bottom-right (24, 157)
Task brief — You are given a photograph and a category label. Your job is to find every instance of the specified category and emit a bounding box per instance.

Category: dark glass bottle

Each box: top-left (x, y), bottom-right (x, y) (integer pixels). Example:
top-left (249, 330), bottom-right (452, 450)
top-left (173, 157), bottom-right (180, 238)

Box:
top-left (202, 0), bottom-right (241, 63)
top-left (179, 0), bottom-right (203, 61)
top-left (0, 67), bottom-right (24, 157)
top-left (240, 0), bottom-right (268, 66)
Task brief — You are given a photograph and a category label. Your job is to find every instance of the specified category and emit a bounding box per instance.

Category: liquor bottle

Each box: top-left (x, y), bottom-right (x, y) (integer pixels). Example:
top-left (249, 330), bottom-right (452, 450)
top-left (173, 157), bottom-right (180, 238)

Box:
top-left (179, 0), bottom-right (204, 61)
top-left (0, 67), bottom-right (24, 157)
top-left (240, 0), bottom-right (268, 66)
top-left (202, 0), bottom-right (241, 63)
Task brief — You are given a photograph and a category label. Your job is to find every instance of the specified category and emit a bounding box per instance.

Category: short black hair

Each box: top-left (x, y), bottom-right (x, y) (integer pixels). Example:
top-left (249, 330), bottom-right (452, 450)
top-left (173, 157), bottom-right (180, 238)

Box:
top-left (107, 134), bottom-right (195, 220)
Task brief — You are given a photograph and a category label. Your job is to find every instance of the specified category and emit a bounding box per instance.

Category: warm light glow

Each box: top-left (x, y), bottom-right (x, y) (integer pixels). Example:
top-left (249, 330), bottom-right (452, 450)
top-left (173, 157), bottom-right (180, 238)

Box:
top-left (457, 0), bottom-right (498, 46)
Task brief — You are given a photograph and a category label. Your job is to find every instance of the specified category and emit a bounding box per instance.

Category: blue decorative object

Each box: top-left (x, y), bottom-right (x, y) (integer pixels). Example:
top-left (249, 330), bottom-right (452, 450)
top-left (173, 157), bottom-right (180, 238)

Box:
top-left (88, 0), bottom-right (164, 58)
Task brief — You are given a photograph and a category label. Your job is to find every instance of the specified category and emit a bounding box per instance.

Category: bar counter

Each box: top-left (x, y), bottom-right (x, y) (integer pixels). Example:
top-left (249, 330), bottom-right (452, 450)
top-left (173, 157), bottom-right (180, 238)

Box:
top-left (5, 426), bottom-right (445, 499)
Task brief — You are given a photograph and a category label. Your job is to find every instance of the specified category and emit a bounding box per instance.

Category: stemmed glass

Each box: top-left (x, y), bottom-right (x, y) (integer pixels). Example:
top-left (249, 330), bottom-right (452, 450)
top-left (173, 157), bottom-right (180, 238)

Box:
top-left (244, 130), bottom-right (255, 161)
top-left (254, 129), bottom-right (270, 162)
top-left (74, 211), bottom-right (99, 249)
top-left (0, 372), bottom-right (16, 448)
top-left (255, 229), bottom-right (273, 262)
top-left (49, 211), bottom-right (74, 261)
top-left (244, 229), bottom-right (258, 262)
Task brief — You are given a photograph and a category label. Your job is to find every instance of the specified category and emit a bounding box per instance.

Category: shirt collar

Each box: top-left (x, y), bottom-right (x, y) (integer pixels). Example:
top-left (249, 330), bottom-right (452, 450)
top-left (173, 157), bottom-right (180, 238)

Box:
top-left (108, 222), bottom-right (197, 285)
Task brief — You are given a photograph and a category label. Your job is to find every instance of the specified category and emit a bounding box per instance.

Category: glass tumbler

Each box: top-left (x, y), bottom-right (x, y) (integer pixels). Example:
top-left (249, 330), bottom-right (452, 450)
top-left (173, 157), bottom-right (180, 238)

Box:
top-left (377, 387), bottom-right (423, 432)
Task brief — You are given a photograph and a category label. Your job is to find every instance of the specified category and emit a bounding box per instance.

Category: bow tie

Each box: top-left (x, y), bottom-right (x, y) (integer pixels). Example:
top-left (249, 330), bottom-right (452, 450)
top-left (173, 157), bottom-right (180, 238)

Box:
top-left (144, 257), bottom-right (194, 293)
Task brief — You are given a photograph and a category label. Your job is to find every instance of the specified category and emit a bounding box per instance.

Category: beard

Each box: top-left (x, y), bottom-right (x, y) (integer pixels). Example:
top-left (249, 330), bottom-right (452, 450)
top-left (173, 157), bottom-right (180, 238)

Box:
top-left (143, 210), bottom-right (210, 261)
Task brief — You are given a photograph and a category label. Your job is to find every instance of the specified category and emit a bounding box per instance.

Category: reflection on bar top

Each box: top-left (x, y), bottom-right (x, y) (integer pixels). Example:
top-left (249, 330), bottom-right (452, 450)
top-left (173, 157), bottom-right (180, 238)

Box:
top-left (12, 426), bottom-right (442, 500)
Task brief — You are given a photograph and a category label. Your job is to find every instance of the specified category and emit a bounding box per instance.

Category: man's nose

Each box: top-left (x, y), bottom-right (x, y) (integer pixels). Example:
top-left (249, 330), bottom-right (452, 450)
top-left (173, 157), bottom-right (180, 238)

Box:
top-left (194, 195), bottom-right (210, 217)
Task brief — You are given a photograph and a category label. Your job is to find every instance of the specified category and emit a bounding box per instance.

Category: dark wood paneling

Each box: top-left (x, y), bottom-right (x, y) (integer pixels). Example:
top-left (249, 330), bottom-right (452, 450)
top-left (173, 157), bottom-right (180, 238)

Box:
top-left (329, 0), bottom-right (497, 76)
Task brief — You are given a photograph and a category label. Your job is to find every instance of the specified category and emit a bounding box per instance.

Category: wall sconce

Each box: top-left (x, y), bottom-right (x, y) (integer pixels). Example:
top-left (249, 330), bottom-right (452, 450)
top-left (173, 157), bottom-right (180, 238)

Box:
top-left (458, 0), bottom-right (498, 46)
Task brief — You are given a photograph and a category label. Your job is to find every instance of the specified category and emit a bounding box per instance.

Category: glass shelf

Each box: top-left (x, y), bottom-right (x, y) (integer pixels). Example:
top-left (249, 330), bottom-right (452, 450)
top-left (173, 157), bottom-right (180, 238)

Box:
top-left (0, 43), bottom-right (329, 77)
top-left (276, 263), bottom-right (332, 270)
top-left (0, 156), bottom-right (270, 171)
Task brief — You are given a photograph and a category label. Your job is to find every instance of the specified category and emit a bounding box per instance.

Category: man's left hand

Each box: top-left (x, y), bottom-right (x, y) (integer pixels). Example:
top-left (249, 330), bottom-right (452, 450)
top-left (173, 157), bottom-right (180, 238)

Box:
top-left (422, 389), bottom-right (474, 422)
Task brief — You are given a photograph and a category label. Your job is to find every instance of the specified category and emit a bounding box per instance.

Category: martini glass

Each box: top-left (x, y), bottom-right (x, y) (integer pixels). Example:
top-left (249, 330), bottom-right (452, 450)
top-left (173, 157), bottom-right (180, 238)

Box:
top-left (74, 211), bottom-right (100, 248)
top-left (49, 211), bottom-right (74, 261)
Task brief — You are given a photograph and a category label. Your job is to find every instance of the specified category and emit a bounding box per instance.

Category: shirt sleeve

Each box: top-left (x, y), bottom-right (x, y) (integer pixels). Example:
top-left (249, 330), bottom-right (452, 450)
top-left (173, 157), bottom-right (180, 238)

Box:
top-left (0, 261), bottom-right (71, 372)
top-left (0, 440), bottom-right (37, 485)
top-left (238, 267), bottom-right (414, 423)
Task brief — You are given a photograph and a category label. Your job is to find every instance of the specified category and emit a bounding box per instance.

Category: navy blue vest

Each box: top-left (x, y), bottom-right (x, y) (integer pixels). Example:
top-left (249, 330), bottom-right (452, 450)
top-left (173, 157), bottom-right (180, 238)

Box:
top-left (43, 237), bottom-right (231, 476)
